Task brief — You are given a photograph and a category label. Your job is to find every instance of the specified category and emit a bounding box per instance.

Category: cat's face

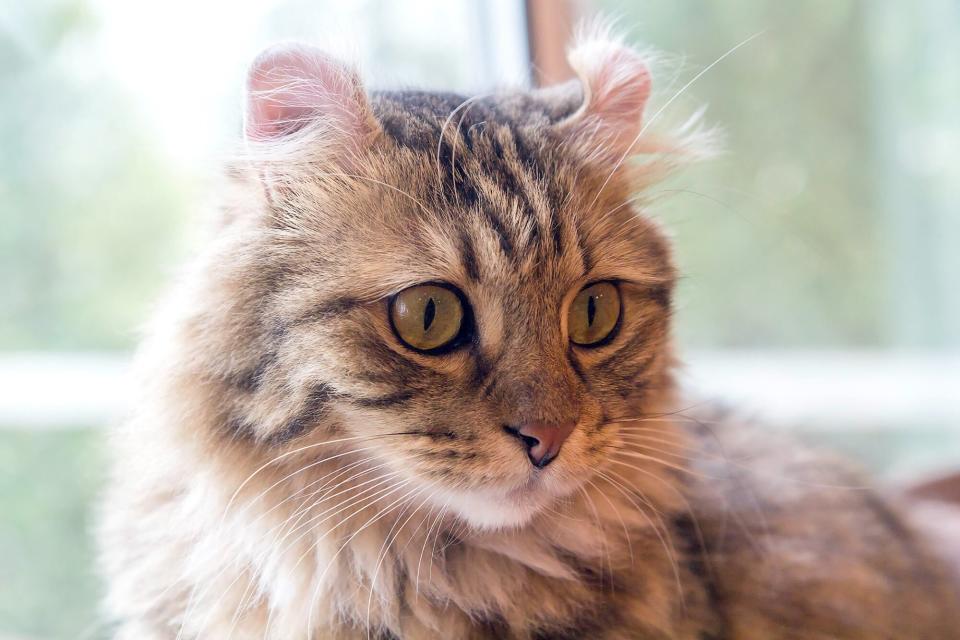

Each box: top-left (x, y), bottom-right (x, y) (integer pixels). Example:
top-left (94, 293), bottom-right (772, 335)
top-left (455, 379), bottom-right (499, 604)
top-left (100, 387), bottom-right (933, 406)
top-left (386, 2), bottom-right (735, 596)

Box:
top-left (213, 41), bottom-right (681, 529)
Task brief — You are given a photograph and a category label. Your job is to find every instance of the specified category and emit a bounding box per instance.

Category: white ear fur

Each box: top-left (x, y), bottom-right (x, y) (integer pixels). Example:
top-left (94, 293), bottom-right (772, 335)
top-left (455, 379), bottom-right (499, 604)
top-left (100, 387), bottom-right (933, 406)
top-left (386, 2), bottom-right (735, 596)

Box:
top-left (244, 43), bottom-right (377, 145)
top-left (561, 31), bottom-right (653, 162)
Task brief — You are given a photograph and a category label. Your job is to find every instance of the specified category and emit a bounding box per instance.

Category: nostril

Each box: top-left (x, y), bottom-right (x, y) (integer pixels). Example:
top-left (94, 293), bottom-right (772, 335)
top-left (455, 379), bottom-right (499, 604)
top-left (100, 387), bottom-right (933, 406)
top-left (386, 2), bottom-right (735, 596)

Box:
top-left (520, 434), bottom-right (540, 450)
top-left (502, 425), bottom-right (540, 451)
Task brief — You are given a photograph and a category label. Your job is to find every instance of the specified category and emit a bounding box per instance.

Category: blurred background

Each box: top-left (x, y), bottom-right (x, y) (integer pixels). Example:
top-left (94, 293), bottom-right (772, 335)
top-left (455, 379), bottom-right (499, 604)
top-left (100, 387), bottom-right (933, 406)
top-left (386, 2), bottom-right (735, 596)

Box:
top-left (1, 0), bottom-right (958, 637)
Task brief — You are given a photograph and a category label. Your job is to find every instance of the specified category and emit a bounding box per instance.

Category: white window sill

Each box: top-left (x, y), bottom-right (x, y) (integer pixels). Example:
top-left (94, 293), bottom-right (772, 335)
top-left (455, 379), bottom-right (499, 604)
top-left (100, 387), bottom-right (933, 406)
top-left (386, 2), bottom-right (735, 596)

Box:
top-left (0, 350), bottom-right (957, 431)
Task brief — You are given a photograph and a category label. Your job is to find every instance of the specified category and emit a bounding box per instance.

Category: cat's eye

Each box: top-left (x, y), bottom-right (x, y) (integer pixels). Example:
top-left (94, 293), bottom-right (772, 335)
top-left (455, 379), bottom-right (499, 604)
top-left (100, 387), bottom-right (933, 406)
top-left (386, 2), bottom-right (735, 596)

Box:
top-left (568, 281), bottom-right (621, 346)
top-left (390, 284), bottom-right (466, 353)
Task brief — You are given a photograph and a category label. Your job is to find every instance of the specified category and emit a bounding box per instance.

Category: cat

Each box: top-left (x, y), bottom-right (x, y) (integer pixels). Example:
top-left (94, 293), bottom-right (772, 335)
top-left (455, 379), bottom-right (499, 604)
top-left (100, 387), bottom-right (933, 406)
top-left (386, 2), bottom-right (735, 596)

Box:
top-left (98, 31), bottom-right (960, 639)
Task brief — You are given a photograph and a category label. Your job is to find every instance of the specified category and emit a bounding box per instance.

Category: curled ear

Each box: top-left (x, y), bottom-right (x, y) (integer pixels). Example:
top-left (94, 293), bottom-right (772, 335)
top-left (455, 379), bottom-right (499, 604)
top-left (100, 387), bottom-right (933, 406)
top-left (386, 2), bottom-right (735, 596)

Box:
top-left (559, 33), bottom-right (653, 163)
top-left (244, 43), bottom-right (379, 149)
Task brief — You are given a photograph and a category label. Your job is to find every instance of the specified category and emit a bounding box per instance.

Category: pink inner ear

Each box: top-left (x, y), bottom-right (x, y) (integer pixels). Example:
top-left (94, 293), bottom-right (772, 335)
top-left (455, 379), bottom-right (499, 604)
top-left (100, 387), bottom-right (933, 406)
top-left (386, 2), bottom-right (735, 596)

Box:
top-left (565, 41), bottom-right (652, 160)
top-left (245, 44), bottom-right (368, 142)
top-left (586, 48), bottom-right (651, 134)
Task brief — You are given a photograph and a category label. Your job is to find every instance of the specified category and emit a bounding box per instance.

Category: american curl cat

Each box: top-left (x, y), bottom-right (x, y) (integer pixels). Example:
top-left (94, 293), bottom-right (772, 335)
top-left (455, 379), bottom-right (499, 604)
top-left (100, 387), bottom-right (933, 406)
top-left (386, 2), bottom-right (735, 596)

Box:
top-left (99, 31), bottom-right (960, 639)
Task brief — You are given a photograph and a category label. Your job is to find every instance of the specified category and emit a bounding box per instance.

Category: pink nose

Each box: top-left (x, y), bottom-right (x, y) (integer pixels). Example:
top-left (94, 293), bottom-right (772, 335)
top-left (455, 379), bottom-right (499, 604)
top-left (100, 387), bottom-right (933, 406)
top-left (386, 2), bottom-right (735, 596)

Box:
top-left (504, 422), bottom-right (576, 468)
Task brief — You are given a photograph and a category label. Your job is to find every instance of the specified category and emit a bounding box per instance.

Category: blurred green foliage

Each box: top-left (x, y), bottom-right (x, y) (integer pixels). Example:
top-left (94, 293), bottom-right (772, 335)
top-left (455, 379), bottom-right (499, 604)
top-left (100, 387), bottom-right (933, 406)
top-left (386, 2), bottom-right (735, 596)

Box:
top-left (596, 0), bottom-right (887, 347)
top-left (0, 0), bottom-right (190, 350)
top-left (0, 429), bottom-right (105, 639)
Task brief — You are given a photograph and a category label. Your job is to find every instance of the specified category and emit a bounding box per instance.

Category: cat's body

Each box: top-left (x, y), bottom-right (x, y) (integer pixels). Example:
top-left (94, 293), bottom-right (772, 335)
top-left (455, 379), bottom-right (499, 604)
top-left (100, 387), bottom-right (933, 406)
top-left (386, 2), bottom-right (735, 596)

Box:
top-left (99, 35), bottom-right (960, 639)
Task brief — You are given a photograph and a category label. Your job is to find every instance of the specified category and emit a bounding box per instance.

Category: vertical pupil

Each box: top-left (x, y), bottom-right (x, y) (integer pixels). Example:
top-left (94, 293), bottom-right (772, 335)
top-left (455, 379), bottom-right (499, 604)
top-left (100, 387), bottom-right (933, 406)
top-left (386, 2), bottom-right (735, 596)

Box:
top-left (423, 297), bottom-right (436, 331)
top-left (587, 294), bottom-right (597, 326)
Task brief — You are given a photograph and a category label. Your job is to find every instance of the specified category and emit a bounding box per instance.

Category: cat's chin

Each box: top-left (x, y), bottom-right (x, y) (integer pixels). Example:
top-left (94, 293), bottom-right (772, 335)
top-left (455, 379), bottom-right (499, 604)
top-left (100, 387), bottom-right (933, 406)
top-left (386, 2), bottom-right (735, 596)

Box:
top-left (427, 479), bottom-right (567, 531)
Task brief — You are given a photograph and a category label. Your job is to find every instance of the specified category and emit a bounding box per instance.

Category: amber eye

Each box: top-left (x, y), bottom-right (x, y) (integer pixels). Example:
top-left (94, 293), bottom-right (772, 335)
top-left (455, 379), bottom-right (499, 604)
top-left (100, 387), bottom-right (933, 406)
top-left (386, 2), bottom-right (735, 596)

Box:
top-left (568, 281), bottom-right (621, 346)
top-left (390, 284), bottom-right (466, 352)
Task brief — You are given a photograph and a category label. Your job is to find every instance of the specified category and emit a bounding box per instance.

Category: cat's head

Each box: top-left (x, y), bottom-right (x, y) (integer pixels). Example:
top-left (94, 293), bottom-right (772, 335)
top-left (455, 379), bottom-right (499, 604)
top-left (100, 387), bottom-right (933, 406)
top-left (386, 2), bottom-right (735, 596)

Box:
top-left (178, 34), bottom-right (700, 530)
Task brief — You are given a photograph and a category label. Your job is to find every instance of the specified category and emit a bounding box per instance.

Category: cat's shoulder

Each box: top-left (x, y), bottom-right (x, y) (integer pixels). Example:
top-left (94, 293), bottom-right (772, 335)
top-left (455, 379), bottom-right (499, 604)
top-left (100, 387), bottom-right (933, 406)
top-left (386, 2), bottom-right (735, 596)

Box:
top-left (676, 402), bottom-right (960, 638)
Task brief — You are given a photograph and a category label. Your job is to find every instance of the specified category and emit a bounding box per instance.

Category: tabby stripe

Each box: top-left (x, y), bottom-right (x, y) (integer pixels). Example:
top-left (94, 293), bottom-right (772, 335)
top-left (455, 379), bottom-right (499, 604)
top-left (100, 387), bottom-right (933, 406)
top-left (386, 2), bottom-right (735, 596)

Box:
top-left (475, 614), bottom-right (510, 637)
top-left (594, 314), bottom-right (665, 373)
top-left (549, 204), bottom-right (565, 256)
top-left (352, 368), bottom-right (425, 385)
top-left (673, 513), bottom-right (728, 639)
top-left (418, 428), bottom-right (459, 441)
top-left (468, 347), bottom-right (494, 391)
top-left (362, 340), bottom-right (432, 378)
top-left (347, 389), bottom-right (416, 409)
top-left (480, 374), bottom-right (498, 399)
top-left (267, 383), bottom-right (338, 445)
top-left (861, 489), bottom-right (913, 542)
top-left (291, 296), bottom-right (365, 326)
top-left (489, 134), bottom-right (538, 244)
top-left (476, 350), bottom-right (506, 398)
top-left (480, 205), bottom-right (515, 259)
top-left (566, 348), bottom-right (589, 386)
top-left (509, 133), bottom-right (554, 252)
top-left (595, 330), bottom-right (656, 376)
top-left (858, 487), bottom-right (945, 591)
top-left (546, 170), bottom-right (572, 258)
top-left (230, 352), bottom-right (275, 392)
top-left (437, 138), bottom-right (481, 206)
top-left (225, 417), bottom-right (256, 441)
top-left (607, 358), bottom-right (656, 399)
top-left (575, 217), bottom-right (594, 273)
top-left (531, 603), bottom-right (620, 640)
top-left (458, 228), bottom-right (481, 281)
top-left (377, 115), bottom-right (411, 148)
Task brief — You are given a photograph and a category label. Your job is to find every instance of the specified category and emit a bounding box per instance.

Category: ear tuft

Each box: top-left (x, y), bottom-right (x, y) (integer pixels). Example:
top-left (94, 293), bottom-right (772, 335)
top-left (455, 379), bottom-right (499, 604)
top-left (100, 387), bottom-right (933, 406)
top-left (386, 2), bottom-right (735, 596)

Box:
top-left (244, 43), bottom-right (376, 145)
top-left (561, 28), bottom-right (653, 162)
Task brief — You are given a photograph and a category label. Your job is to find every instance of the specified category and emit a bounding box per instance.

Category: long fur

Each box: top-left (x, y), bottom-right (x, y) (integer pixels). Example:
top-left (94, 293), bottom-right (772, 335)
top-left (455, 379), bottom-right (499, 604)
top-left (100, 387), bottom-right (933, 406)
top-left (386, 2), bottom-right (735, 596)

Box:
top-left (99, 31), bottom-right (959, 639)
